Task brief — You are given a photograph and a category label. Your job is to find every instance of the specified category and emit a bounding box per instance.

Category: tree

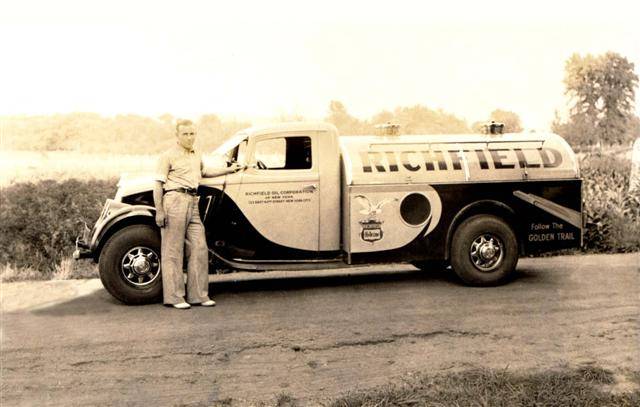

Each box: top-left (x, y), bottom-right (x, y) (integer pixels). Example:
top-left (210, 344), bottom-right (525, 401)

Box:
top-left (277, 113), bottom-right (306, 122)
top-left (471, 110), bottom-right (523, 134)
top-left (557, 52), bottom-right (638, 146)
top-left (390, 105), bottom-right (469, 134)
top-left (197, 114), bottom-right (251, 152)
top-left (325, 100), bottom-right (370, 135)
top-left (370, 109), bottom-right (394, 125)
top-left (197, 114), bottom-right (223, 151)
top-left (158, 113), bottom-right (174, 126)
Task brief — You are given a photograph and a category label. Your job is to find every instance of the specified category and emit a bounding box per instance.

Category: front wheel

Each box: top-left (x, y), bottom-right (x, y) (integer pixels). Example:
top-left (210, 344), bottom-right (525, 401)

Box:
top-left (450, 215), bottom-right (518, 286)
top-left (99, 224), bottom-right (163, 304)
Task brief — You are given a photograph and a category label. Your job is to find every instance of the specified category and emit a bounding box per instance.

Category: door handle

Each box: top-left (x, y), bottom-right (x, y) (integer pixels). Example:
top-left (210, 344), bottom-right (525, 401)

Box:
top-left (303, 184), bottom-right (317, 192)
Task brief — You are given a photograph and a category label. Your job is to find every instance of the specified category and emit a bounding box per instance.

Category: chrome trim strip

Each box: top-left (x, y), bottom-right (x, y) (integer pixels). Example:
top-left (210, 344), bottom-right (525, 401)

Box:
top-left (347, 178), bottom-right (581, 187)
top-left (513, 190), bottom-right (582, 229)
top-left (368, 139), bottom-right (546, 147)
top-left (231, 257), bottom-right (343, 264)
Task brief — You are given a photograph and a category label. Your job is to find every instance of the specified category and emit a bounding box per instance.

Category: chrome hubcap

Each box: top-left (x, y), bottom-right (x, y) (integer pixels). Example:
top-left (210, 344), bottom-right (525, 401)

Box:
top-left (121, 247), bottom-right (160, 287)
top-left (132, 257), bottom-right (150, 274)
top-left (470, 234), bottom-right (504, 272)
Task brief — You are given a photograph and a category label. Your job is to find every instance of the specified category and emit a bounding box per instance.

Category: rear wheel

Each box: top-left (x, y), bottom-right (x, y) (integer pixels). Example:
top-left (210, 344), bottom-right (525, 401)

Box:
top-left (99, 224), bottom-right (163, 304)
top-left (450, 215), bottom-right (518, 286)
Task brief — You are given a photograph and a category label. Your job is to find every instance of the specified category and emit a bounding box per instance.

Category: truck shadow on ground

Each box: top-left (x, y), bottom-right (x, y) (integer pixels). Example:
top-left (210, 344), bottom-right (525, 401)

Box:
top-left (32, 267), bottom-right (547, 317)
top-left (209, 265), bottom-right (549, 294)
top-left (210, 267), bottom-right (454, 293)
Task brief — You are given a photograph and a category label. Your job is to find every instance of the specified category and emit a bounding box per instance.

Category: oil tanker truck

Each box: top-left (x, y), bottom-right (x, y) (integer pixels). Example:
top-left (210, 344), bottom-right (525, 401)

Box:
top-left (74, 122), bottom-right (583, 304)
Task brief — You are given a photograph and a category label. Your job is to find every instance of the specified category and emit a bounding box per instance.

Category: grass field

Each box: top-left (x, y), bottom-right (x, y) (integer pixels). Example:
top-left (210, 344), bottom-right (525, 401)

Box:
top-left (0, 150), bottom-right (234, 187)
top-left (323, 366), bottom-right (639, 407)
top-left (2, 146), bottom-right (633, 186)
top-left (0, 150), bottom-right (156, 187)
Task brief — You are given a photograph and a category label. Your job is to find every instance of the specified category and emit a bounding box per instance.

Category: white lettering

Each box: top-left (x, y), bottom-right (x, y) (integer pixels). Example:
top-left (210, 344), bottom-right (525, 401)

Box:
top-left (557, 232), bottom-right (575, 240)
top-left (531, 223), bottom-right (550, 231)
top-left (528, 233), bottom-right (555, 242)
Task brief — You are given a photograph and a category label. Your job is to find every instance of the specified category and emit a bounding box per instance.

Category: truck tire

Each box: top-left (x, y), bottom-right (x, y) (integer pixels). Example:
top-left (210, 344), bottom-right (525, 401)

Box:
top-left (99, 224), bottom-right (163, 305)
top-left (450, 215), bottom-right (518, 286)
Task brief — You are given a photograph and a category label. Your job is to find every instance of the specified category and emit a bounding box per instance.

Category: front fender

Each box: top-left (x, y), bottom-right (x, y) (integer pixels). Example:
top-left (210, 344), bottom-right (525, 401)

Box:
top-left (91, 202), bottom-right (156, 251)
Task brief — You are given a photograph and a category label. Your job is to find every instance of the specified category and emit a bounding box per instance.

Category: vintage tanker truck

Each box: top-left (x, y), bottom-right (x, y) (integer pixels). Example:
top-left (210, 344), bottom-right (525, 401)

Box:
top-left (74, 122), bottom-right (583, 304)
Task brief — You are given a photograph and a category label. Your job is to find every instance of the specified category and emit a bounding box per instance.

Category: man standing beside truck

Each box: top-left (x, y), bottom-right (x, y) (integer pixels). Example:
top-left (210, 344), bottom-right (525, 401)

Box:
top-left (154, 119), bottom-right (242, 309)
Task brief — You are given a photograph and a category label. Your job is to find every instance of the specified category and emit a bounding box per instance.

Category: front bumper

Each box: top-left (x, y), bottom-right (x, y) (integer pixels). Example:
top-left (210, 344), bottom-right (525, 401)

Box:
top-left (73, 222), bottom-right (94, 260)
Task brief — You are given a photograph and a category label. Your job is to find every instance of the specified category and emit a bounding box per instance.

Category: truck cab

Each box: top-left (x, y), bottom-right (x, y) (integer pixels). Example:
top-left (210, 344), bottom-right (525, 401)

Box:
top-left (204, 122), bottom-right (342, 264)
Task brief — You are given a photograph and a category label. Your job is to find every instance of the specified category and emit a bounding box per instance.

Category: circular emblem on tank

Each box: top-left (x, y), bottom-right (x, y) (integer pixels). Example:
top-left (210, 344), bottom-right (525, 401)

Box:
top-left (400, 193), bottom-right (431, 226)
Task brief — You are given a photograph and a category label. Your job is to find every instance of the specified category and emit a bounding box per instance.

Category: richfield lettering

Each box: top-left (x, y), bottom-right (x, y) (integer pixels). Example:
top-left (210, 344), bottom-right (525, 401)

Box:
top-left (360, 148), bottom-right (563, 173)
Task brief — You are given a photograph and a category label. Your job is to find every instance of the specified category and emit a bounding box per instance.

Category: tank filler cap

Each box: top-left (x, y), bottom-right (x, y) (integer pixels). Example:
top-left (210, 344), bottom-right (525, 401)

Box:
top-left (375, 122), bottom-right (401, 136)
top-left (483, 121), bottom-right (505, 135)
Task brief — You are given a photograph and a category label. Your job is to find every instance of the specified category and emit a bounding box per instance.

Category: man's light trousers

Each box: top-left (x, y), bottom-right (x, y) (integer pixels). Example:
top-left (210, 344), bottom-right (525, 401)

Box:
top-left (160, 191), bottom-right (210, 305)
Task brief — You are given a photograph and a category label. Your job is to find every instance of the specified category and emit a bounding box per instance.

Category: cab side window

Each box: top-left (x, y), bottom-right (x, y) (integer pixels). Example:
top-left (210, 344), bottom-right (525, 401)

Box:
top-left (254, 136), bottom-right (312, 170)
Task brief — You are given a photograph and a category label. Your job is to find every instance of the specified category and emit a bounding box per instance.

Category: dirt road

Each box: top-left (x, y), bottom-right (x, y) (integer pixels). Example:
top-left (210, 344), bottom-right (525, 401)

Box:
top-left (1, 253), bottom-right (639, 405)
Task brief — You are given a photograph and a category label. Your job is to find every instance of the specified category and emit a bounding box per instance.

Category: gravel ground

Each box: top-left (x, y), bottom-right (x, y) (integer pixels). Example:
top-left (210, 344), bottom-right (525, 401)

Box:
top-left (1, 253), bottom-right (639, 405)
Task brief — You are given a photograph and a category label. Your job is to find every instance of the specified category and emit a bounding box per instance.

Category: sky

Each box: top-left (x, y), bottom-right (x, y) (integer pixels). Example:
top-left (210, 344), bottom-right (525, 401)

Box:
top-left (1, 0), bottom-right (639, 130)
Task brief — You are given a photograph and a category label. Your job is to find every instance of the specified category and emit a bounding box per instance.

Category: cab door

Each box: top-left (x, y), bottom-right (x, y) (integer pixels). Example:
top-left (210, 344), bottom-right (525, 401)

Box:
top-left (233, 134), bottom-right (320, 253)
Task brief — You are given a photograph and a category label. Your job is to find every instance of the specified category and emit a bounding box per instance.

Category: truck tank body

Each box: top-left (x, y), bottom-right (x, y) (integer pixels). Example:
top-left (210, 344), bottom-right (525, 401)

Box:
top-left (339, 132), bottom-right (581, 261)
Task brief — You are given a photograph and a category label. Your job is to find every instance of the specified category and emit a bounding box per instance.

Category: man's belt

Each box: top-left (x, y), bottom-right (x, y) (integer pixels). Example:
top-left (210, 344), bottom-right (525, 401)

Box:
top-left (167, 187), bottom-right (198, 196)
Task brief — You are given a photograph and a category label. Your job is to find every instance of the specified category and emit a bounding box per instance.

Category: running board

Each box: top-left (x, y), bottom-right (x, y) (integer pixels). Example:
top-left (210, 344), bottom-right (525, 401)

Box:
top-left (513, 191), bottom-right (582, 229)
top-left (210, 250), bottom-right (347, 271)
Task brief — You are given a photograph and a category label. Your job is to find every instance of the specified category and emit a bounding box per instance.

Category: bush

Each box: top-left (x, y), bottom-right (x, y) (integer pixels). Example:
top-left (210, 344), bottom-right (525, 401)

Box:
top-left (581, 154), bottom-right (640, 252)
top-left (0, 178), bottom-right (117, 274)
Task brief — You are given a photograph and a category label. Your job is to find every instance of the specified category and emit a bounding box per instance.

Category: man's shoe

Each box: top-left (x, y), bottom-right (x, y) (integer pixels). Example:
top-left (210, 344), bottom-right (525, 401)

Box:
top-left (201, 299), bottom-right (216, 307)
top-left (172, 302), bottom-right (191, 309)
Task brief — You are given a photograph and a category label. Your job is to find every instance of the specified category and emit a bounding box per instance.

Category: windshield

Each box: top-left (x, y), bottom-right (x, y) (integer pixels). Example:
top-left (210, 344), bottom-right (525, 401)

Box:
top-left (213, 132), bottom-right (248, 160)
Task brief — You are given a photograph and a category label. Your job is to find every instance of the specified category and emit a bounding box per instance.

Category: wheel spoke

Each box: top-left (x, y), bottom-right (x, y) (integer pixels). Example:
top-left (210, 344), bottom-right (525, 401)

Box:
top-left (469, 233), bottom-right (505, 272)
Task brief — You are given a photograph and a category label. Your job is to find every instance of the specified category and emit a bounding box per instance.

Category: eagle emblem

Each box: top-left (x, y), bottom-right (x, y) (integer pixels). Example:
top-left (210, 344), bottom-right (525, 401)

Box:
top-left (354, 195), bottom-right (398, 220)
top-left (354, 195), bottom-right (398, 243)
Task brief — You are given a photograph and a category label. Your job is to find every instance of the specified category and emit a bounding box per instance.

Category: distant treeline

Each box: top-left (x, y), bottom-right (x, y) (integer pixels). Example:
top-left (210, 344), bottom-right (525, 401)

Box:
top-left (3, 51), bottom-right (639, 154)
top-left (0, 103), bottom-right (524, 154)
top-left (327, 101), bottom-right (523, 136)
top-left (0, 113), bottom-right (251, 154)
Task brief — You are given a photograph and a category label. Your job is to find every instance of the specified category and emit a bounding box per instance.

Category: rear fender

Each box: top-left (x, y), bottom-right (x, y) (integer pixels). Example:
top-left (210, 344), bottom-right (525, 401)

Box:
top-left (445, 200), bottom-right (518, 260)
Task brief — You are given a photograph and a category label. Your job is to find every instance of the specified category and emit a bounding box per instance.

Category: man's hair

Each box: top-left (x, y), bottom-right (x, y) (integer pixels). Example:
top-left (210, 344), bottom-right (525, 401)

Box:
top-left (176, 119), bottom-right (194, 133)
